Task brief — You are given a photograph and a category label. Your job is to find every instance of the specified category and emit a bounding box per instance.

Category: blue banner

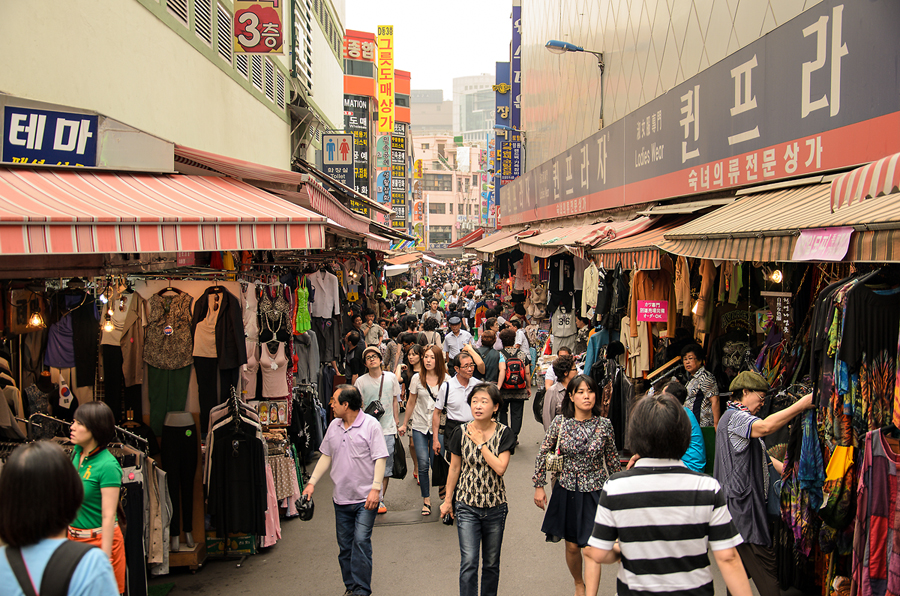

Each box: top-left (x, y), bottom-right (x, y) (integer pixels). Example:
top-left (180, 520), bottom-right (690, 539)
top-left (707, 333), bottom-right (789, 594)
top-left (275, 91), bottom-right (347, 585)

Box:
top-left (3, 107), bottom-right (98, 167)
top-left (511, 2), bottom-right (522, 132)
top-left (376, 170), bottom-right (391, 204)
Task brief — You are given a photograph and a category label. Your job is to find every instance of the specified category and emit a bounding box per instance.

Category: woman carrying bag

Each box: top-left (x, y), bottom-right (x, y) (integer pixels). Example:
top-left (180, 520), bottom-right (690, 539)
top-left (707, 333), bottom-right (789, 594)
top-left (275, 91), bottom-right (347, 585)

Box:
top-left (532, 374), bottom-right (621, 596)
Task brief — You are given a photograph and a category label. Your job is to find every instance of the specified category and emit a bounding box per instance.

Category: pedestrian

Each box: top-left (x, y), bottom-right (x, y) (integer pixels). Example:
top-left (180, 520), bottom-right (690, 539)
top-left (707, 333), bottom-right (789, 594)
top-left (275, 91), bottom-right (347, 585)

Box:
top-left (354, 346), bottom-right (402, 514)
top-left (714, 371), bottom-right (814, 596)
top-left (344, 329), bottom-right (366, 384)
top-left (584, 393), bottom-right (752, 596)
top-left (464, 292), bottom-right (477, 331)
top-left (68, 401), bottom-right (126, 594)
top-left (545, 347), bottom-right (574, 390)
top-left (432, 350), bottom-right (482, 494)
top-left (302, 385), bottom-right (389, 596)
top-left (533, 374), bottom-right (621, 596)
top-left (397, 342), bottom-right (424, 482)
top-left (497, 328), bottom-right (531, 443)
top-left (0, 441), bottom-right (119, 596)
top-left (440, 383), bottom-right (515, 596)
top-left (382, 324), bottom-right (402, 373)
top-left (476, 317), bottom-right (503, 350)
top-left (682, 343), bottom-right (720, 428)
top-left (510, 318), bottom-right (529, 352)
top-left (574, 316), bottom-right (591, 355)
top-left (400, 345), bottom-right (449, 516)
top-left (443, 315), bottom-right (474, 361)
top-left (664, 380), bottom-right (707, 472)
top-left (542, 354), bottom-right (577, 433)
top-left (423, 298), bottom-right (446, 327)
top-left (474, 330), bottom-right (503, 385)
top-left (421, 317), bottom-right (443, 347)
top-left (362, 309), bottom-right (383, 347)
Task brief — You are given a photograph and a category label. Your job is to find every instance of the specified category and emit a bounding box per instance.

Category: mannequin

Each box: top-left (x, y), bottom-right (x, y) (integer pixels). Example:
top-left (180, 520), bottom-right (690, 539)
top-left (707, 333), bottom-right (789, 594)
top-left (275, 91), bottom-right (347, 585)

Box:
top-left (161, 411), bottom-right (198, 551)
top-left (36, 370), bottom-right (54, 393)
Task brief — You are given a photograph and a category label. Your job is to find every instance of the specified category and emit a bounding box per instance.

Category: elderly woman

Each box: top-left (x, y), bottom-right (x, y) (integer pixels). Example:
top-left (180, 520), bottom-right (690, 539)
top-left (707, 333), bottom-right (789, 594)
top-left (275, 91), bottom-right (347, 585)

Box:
top-left (714, 371), bottom-right (814, 596)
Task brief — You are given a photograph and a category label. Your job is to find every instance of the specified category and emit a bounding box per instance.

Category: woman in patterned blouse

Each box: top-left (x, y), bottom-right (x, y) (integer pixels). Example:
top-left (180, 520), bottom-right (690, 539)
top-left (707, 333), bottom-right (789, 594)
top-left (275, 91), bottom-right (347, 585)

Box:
top-left (533, 374), bottom-right (622, 596)
top-left (440, 383), bottom-right (516, 596)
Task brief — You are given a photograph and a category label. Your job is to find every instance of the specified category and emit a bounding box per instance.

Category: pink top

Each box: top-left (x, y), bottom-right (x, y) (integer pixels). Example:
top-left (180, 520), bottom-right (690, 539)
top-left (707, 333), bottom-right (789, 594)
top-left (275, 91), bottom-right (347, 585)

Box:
top-left (260, 341), bottom-right (289, 398)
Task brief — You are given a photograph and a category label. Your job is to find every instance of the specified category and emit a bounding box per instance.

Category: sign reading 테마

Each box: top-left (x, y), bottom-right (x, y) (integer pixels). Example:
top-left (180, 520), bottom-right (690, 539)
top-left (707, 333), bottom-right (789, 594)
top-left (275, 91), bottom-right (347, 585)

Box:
top-left (3, 106), bottom-right (98, 167)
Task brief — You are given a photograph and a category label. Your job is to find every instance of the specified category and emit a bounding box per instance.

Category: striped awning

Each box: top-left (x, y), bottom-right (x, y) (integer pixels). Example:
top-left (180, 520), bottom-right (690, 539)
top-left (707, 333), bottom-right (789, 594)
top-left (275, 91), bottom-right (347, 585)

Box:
top-left (831, 152), bottom-right (900, 212)
top-left (0, 167), bottom-right (326, 255)
top-left (447, 228), bottom-right (485, 248)
top-left (366, 233), bottom-right (390, 251)
top-left (477, 230), bottom-right (540, 258)
top-left (520, 217), bottom-right (654, 259)
top-left (592, 218), bottom-right (693, 270)
top-left (660, 181), bottom-right (900, 262)
top-left (385, 252), bottom-right (422, 265)
top-left (466, 229), bottom-right (517, 251)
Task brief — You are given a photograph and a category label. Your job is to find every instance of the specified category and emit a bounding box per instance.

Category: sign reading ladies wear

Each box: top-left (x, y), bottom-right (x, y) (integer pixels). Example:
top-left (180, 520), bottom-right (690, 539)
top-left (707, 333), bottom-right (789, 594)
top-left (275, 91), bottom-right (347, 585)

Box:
top-left (3, 107), bottom-right (98, 166)
top-left (234, 0), bottom-right (284, 53)
top-left (376, 26), bottom-right (394, 133)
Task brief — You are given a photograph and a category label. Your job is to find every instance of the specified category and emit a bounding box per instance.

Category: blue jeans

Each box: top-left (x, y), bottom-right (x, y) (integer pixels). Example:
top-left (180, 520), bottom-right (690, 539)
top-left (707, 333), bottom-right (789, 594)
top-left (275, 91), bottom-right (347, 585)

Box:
top-left (411, 430), bottom-right (433, 498)
top-left (456, 502), bottom-right (508, 596)
top-left (333, 502), bottom-right (377, 596)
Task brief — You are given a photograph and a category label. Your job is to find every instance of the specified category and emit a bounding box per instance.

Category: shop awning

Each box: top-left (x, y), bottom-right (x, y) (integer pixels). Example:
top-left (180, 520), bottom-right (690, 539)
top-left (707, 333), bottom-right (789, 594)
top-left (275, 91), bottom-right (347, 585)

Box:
top-left (659, 182), bottom-right (900, 262)
top-left (466, 229), bottom-right (517, 251)
top-left (385, 264), bottom-right (409, 276)
top-left (447, 228), bottom-right (485, 248)
top-left (831, 152), bottom-right (900, 212)
top-left (385, 252), bottom-right (422, 265)
top-left (0, 167), bottom-right (326, 255)
top-left (520, 217), bottom-right (654, 259)
top-left (366, 233), bottom-right (390, 251)
top-left (370, 220), bottom-right (415, 242)
top-left (592, 218), bottom-right (693, 270)
top-left (422, 255), bottom-right (447, 266)
top-left (293, 159), bottom-right (392, 215)
top-left (476, 230), bottom-right (540, 257)
top-left (636, 197), bottom-right (737, 216)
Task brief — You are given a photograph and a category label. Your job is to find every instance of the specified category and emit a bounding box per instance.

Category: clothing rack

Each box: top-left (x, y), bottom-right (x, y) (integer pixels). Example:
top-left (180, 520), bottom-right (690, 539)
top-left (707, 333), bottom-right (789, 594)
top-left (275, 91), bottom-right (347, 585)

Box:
top-left (114, 424), bottom-right (149, 452)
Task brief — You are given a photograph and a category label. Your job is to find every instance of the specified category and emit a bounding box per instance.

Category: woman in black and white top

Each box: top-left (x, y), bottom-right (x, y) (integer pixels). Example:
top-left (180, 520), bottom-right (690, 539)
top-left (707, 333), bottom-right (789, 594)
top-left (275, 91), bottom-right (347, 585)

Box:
top-left (399, 345), bottom-right (449, 516)
top-left (441, 383), bottom-right (515, 596)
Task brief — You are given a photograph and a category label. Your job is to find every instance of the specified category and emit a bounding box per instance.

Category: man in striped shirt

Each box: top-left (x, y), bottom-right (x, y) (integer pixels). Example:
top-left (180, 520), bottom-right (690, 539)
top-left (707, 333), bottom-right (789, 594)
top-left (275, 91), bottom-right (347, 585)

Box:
top-left (585, 393), bottom-right (752, 596)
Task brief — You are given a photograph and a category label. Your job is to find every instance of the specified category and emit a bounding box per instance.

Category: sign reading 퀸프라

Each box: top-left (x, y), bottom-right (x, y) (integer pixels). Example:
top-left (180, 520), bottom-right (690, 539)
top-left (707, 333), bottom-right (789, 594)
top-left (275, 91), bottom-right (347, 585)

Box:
top-left (376, 26), bottom-right (394, 134)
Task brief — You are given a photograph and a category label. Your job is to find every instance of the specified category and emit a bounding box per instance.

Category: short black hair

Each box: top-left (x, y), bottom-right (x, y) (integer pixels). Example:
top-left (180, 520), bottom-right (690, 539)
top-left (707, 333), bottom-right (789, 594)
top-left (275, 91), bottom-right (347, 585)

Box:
top-left (561, 374), bottom-right (603, 418)
top-left (557, 347), bottom-right (572, 356)
top-left (400, 332), bottom-right (417, 345)
top-left (551, 354), bottom-right (575, 380)
top-left (73, 401), bottom-right (117, 450)
top-left (404, 315), bottom-right (418, 330)
top-left (663, 380), bottom-right (688, 405)
top-left (486, 317), bottom-right (498, 330)
top-left (335, 384), bottom-right (363, 411)
top-left (467, 382), bottom-right (503, 410)
top-left (457, 351), bottom-right (474, 366)
top-left (423, 317), bottom-right (439, 331)
top-left (347, 330), bottom-right (361, 345)
top-left (577, 316), bottom-right (591, 326)
top-left (627, 394), bottom-right (691, 459)
top-left (514, 303), bottom-right (526, 316)
top-left (0, 442), bottom-right (84, 547)
top-left (680, 343), bottom-right (705, 362)
top-left (388, 324), bottom-right (402, 339)
top-left (510, 318), bottom-right (523, 329)
top-left (499, 328), bottom-right (516, 347)
top-left (395, 303), bottom-right (407, 314)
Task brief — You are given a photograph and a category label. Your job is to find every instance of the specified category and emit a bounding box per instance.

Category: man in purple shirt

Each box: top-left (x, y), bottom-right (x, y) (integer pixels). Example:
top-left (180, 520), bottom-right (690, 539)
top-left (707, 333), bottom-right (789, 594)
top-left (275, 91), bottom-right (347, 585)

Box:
top-left (302, 385), bottom-right (389, 596)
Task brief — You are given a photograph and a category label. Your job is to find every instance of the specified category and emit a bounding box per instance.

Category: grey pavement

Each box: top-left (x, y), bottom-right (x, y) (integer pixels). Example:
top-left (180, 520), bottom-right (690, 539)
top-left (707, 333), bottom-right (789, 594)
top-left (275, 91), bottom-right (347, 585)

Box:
top-left (151, 409), bottom-right (740, 596)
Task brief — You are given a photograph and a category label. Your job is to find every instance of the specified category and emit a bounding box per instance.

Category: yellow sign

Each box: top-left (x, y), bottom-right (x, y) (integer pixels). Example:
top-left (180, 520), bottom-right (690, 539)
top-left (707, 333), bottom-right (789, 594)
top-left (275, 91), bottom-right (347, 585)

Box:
top-left (492, 83), bottom-right (511, 94)
top-left (414, 159), bottom-right (423, 179)
top-left (376, 26), bottom-right (395, 134)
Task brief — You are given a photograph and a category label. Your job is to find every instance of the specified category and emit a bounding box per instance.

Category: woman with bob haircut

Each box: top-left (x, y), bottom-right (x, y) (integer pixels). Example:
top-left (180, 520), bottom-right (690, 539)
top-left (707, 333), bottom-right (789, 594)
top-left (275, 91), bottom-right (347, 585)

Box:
top-left (0, 441), bottom-right (119, 596)
top-left (441, 382), bottom-right (516, 596)
top-left (532, 374), bottom-right (621, 596)
top-left (585, 393), bottom-right (753, 596)
top-left (68, 401), bottom-right (126, 594)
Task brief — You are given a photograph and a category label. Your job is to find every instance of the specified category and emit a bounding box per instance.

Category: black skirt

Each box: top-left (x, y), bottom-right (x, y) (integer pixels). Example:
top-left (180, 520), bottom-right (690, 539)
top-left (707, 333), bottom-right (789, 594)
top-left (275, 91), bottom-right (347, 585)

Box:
top-left (540, 485), bottom-right (601, 548)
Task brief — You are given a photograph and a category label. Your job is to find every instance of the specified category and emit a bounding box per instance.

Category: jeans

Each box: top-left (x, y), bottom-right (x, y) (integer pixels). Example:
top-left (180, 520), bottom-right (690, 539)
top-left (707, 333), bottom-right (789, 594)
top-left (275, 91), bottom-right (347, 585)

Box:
top-left (334, 502), bottom-right (377, 596)
top-left (498, 399), bottom-right (524, 439)
top-left (411, 430), bottom-right (433, 498)
top-left (456, 502), bottom-right (508, 596)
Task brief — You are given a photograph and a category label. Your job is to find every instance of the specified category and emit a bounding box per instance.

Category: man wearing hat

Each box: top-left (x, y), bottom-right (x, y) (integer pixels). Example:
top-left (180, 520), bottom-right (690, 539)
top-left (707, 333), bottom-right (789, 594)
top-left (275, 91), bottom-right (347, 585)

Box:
top-left (354, 346), bottom-right (402, 514)
top-left (442, 315), bottom-right (473, 362)
top-left (713, 370), bottom-right (814, 596)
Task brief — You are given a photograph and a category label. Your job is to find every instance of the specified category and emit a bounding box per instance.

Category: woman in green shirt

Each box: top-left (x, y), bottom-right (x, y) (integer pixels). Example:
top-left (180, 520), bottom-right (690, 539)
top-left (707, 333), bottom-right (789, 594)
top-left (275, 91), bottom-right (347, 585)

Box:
top-left (68, 401), bottom-right (125, 594)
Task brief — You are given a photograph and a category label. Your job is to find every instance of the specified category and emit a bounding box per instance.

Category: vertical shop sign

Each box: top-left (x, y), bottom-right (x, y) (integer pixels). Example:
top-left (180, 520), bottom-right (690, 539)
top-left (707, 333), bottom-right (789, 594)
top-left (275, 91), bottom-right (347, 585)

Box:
top-left (376, 170), bottom-right (391, 204)
top-left (493, 62), bottom-right (511, 228)
top-left (376, 26), bottom-right (394, 133)
top-left (234, 0), bottom-right (284, 53)
top-left (500, 141), bottom-right (522, 184)
top-left (322, 133), bottom-right (354, 190)
top-left (511, 1), bottom-right (522, 133)
top-left (761, 291), bottom-right (793, 337)
top-left (343, 95), bottom-right (371, 216)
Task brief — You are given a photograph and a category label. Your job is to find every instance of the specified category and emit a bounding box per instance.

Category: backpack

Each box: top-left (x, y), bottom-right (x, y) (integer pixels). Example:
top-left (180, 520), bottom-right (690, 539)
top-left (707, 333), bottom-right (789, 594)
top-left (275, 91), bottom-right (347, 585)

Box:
top-left (6, 540), bottom-right (95, 596)
top-left (532, 388), bottom-right (546, 423)
top-left (501, 350), bottom-right (528, 390)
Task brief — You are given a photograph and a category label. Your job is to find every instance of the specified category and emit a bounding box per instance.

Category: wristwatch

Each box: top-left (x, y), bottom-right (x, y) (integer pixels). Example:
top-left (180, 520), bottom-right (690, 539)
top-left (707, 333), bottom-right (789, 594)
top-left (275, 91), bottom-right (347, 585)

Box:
top-left (477, 442), bottom-right (486, 450)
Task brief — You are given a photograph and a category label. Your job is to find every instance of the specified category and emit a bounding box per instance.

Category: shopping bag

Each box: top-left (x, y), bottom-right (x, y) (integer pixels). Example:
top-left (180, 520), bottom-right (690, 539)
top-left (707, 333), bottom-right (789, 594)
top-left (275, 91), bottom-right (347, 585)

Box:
top-left (392, 434), bottom-right (407, 480)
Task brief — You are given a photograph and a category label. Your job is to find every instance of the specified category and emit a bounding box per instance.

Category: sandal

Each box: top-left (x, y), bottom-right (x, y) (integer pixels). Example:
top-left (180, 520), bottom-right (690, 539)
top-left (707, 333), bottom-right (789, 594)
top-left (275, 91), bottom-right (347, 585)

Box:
top-left (421, 503), bottom-right (432, 516)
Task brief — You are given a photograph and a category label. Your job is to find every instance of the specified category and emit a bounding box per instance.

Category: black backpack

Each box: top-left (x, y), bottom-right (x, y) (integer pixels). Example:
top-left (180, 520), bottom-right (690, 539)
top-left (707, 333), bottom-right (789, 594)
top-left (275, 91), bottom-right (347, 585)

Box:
top-left (532, 388), bottom-right (547, 423)
top-left (6, 540), bottom-right (96, 596)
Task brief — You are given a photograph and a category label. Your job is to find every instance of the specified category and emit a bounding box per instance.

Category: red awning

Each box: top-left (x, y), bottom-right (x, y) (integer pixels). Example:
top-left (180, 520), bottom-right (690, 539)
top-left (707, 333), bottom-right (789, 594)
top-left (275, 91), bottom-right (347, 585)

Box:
top-left (831, 152), bottom-right (900, 212)
top-left (0, 167), bottom-right (326, 255)
top-left (366, 233), bottom-right (390, 251)
top-left (447, 228), bottom-right (485, 248)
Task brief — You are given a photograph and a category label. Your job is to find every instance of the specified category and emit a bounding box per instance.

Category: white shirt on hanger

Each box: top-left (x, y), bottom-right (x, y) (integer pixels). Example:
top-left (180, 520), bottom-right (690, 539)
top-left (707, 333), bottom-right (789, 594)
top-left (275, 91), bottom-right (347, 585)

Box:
top-left (309, 270), bottom-right (341, 318)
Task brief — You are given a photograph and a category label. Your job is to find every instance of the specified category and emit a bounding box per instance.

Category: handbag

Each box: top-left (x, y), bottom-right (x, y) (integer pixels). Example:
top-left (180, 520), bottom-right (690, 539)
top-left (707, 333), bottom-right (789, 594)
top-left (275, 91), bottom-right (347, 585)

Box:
top-left (545, 428), bottom-right (564, 473)
top-left (424, 380), bottom-right (449, 434)
top-left (364, 374), bottom-right (386, 420)
top-left (392, 434), bottom-right (408, 480)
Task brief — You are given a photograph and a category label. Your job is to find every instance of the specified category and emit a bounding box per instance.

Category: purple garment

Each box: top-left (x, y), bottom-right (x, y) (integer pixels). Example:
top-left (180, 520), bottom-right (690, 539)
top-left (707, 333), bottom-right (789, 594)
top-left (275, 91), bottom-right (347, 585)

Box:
top-left (319, 413), bottom-right (388, 505)
top-left (44, 316), bottom-right (76, 368)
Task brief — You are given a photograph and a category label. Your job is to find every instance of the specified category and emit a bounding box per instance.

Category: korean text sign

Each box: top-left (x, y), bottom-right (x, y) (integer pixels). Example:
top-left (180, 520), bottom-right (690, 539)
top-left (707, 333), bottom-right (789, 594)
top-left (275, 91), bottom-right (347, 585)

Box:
top-left (376, 26), bottom-right (394, 134)
top-left (234, 1), bottom-right (284, 53)
top-left (3, 107), bottom-right (98, 167)
top-left (636, 300), bottom-right (668, 323)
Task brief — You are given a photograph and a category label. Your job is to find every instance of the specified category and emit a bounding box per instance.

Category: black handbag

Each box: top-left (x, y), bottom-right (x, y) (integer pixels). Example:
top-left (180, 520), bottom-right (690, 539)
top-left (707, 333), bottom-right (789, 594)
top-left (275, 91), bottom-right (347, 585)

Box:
top-left (392, 434), bottom-right (407, 480)
top-left (364, 374), bottom-right (386, 420)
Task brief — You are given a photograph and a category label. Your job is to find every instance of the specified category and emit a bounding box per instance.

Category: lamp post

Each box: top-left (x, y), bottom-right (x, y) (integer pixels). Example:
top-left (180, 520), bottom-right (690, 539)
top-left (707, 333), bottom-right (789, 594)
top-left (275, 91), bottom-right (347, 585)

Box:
top-left (545, 40), bottom-right (604, 72)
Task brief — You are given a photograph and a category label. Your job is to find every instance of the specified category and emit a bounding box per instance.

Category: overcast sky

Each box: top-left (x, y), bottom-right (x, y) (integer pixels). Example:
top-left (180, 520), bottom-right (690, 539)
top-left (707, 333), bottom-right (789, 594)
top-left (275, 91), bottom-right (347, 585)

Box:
top-left (344, 0), bottom-right (512, 99)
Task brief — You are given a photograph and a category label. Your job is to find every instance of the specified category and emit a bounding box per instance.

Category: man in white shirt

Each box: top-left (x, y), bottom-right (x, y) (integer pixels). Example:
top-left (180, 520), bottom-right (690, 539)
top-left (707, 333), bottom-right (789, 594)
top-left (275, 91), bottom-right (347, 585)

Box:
top-left (511, 318), bottom-right (530, 352)
top-left (431, 351), bottom-right (481, 455)
top-left (354, 346), bottom-right (402, 514)
top-left (442, 315), bottom-right (473, 361)
top-left (544, 347), bottom-right (574, 389)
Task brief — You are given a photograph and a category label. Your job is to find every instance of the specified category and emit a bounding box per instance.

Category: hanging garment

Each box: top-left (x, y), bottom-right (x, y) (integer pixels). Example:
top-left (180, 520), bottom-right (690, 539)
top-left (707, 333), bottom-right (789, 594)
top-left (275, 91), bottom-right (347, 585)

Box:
top-left (548, 254), bottom-right (575, 293)
top-left (582, 262), bottom-right (600, 317)
top-left (144, 292), bottom-right (194, 370)
top-left (620, 316), bottom-right (651, 377)
top-left (628, 268), bottom-right (677, 337)
top-left (260, 342), bottom-right (290, 398)
top-left (295, 279), bottom-right (311, 333)
top-left (241, 281), bottom-right (260, 340)
top-left (242, 340), bottom-right (260, 400)
top-left (45, 290), bottom-right (98, 387)
top-left (190, 287), bottom-right (247, 370)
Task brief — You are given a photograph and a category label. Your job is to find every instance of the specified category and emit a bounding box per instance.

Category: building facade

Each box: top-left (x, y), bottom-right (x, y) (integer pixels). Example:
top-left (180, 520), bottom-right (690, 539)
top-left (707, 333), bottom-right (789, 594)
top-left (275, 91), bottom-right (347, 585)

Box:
top-left (452, 74), bottom-right (495, 145)
top-left (410, 90), bottom-right (453, 136)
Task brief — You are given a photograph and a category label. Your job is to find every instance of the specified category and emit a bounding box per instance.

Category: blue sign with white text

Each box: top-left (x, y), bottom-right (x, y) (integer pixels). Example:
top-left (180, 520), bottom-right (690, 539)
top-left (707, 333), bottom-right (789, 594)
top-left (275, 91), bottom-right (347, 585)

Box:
top-left (3, 107), bottom-right (98, 167)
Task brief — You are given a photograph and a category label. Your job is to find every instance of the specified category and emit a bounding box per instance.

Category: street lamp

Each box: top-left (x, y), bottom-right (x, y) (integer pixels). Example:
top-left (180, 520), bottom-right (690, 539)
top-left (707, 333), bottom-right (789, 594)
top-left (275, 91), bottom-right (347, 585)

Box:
top-left (545, 40), bottom-right (604, 73)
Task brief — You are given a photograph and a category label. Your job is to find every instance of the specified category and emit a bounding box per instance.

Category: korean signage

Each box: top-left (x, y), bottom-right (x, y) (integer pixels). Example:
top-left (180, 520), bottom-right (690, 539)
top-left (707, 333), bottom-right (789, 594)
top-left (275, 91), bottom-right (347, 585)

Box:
top-left (343, 95), bottom-right (371, 216)
top-left (413, 159), bottom-right (423, 179)
top-left (375, 135), bottom-right (390, 168)
top-left (636, 300), bottom-right (669, 323)
top-left (501, 0), bottom-right (900, 225)
top-left (500, 141), bottom-right (522, 184)
top-left (2, 107), bottom-right (98, 167)
top-left (322, 133), bottom-right (353, 188)
top-left (342, 34), bottom-right (376, 62)
top-left (234, 0), bottom-right (284, 53)
top-left (761, 291), bottom-right (793, 337)
top-left (376, 26), bottom-right (394, 133)
top-left (376, 170), bottom-right (391, 204)
top-left (391, 121), bottom-right (409, 232)
top-left (791, 226), bottom-right (853, 261)
top-left (511, 1), bottom-right (522, 132)
top-left (493, 62), bottom-right (511, 228)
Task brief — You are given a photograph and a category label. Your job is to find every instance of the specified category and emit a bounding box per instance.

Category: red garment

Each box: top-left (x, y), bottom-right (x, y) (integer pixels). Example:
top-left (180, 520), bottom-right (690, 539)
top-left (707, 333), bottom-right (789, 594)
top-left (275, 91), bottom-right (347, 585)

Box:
top-left (628, 268), bottom-right (677, 338)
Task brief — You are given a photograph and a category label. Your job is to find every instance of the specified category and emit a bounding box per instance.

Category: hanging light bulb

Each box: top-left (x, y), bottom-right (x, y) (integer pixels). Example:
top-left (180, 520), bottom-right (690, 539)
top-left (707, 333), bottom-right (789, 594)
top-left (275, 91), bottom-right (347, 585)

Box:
top-left (770, 269), bottom-right (784, 283)
top-left (28, 311), bottom-right (44, 329)
top-left (691, 300), bottom-right (699, 315)
top-left (103, 317), bottom-right (115, 333)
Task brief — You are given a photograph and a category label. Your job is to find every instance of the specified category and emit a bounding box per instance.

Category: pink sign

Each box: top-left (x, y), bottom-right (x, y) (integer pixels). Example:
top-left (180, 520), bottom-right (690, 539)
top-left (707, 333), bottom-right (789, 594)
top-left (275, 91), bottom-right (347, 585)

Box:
top-left (637, 300), bottom-right (668, 323)
top-left (791, 227), bottom-right (853, 262)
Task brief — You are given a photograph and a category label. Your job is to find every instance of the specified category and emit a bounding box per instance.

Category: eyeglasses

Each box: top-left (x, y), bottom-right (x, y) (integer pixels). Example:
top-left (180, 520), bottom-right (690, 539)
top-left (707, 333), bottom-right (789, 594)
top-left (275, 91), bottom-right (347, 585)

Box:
top-left (365, 354), bottom-right (380, 361)
top-left (460, 363), bottom-right (475, 369)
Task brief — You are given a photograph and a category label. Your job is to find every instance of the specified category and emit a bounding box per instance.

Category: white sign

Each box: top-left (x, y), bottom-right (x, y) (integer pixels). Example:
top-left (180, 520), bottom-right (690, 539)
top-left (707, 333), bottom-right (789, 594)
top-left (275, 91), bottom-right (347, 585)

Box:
top-left (322, 134), bottom-right (353, 165)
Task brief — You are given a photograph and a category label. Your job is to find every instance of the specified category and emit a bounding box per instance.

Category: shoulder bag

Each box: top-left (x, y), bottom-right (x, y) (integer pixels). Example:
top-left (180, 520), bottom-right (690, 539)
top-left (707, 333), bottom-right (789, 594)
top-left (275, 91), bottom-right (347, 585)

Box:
top-left (364, 374), bottom-right (386, 420)
top-left (545, 425), bottom-right (565, 473)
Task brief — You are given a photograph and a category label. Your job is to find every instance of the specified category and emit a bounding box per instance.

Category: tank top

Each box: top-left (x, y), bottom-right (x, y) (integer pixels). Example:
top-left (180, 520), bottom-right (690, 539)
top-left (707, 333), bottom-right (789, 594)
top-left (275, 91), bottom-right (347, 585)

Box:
top-left (193, 294), bottom-right (220, 358)
top-left (242, 340), bottom-right (260, 399)
top-left (241, 282), bottom-right (259, 340)
top-left (260, 341), bottom-right (289, 398)
top-left (295, 283), bottom-right (311, 333)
